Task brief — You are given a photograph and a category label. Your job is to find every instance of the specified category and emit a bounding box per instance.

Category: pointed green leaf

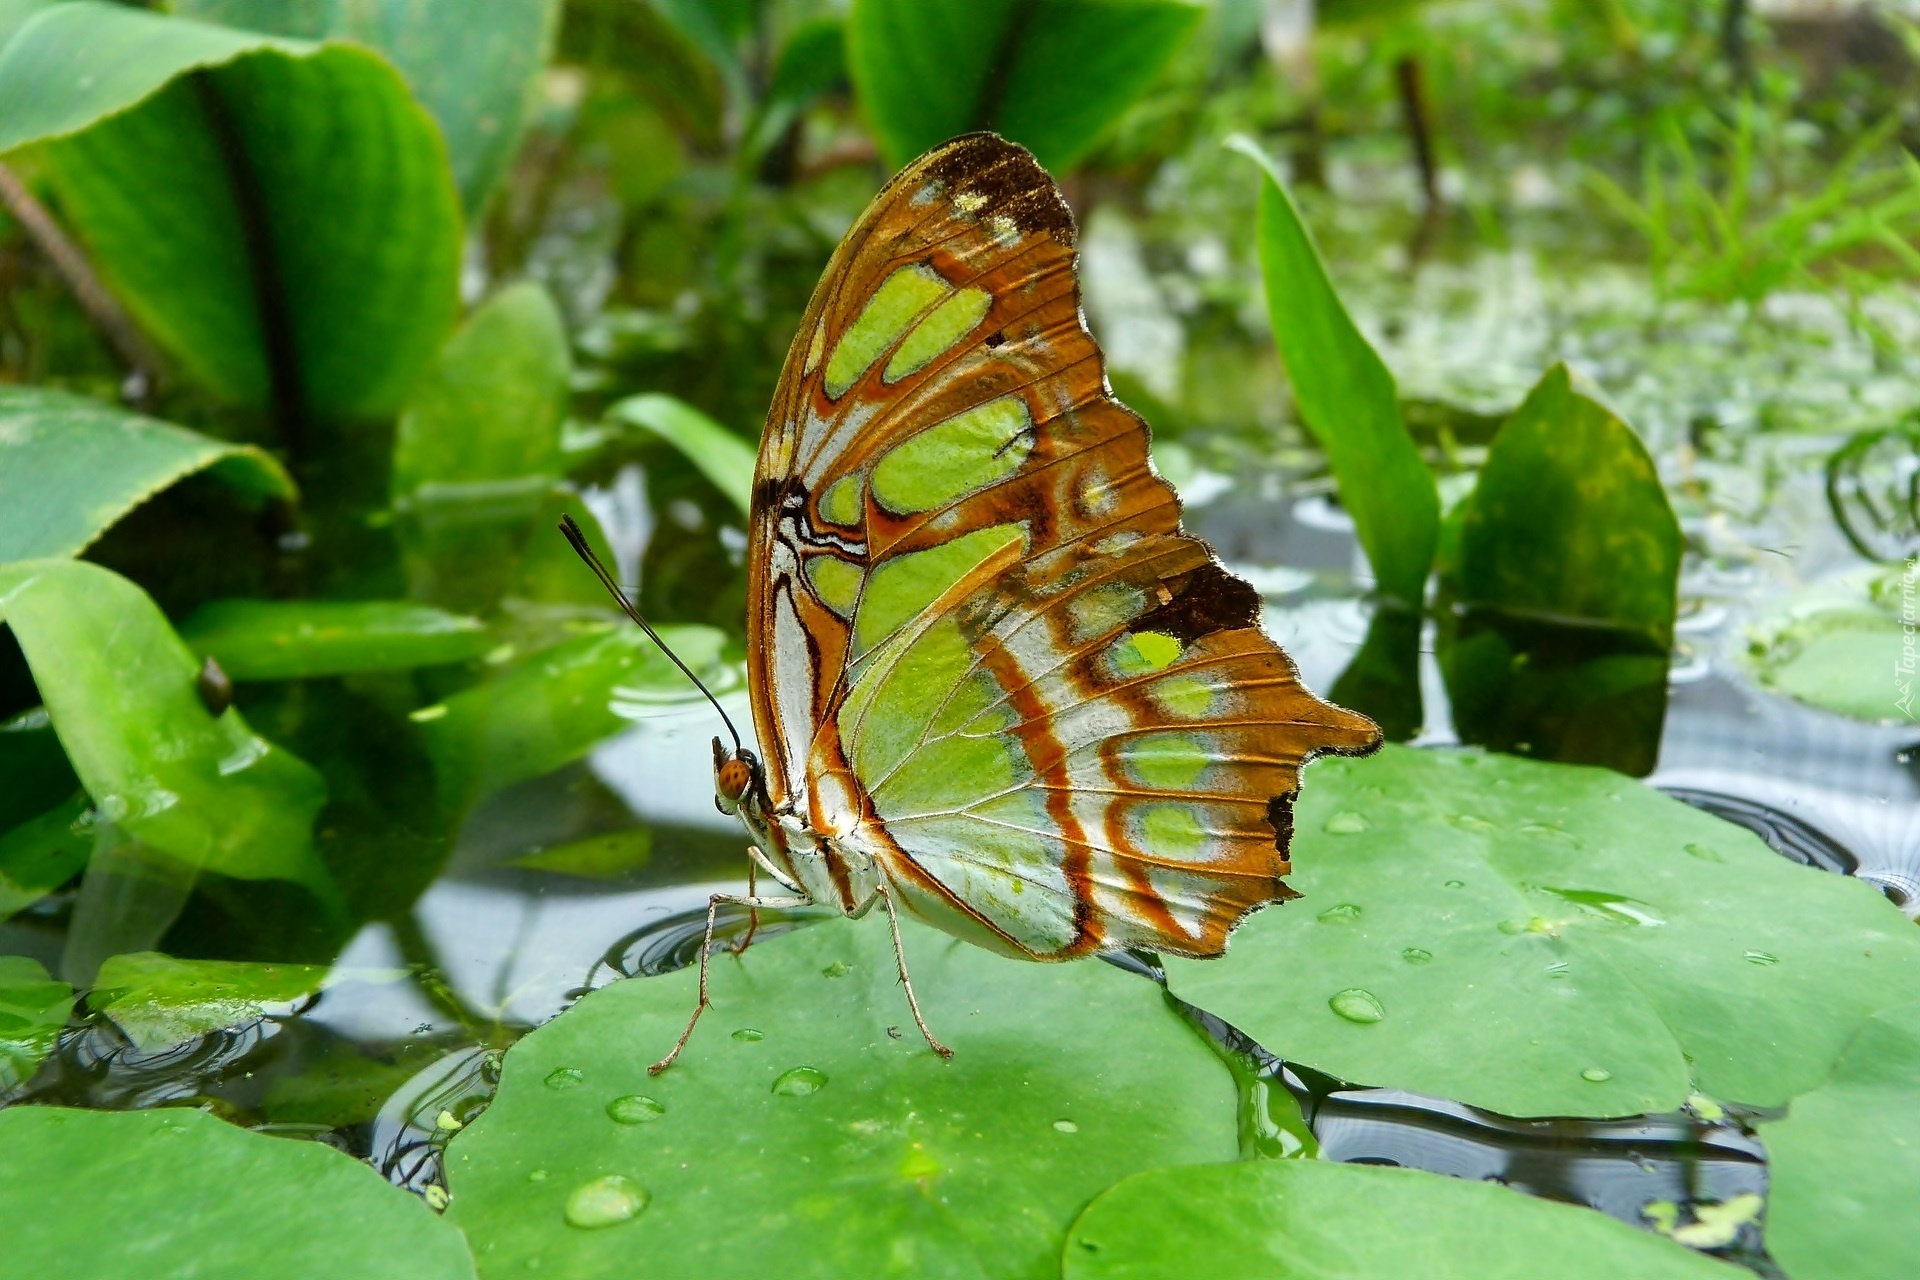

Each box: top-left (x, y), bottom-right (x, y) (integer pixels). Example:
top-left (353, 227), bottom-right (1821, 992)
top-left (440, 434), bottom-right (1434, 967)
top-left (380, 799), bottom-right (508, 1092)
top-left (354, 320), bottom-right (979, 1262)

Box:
top-left (1165, 746), bottom-right (1920, 1117)
top-left (1232, 135), bottom-right (1438, 608)
top-left (848, 0), bottom-right (1203, 172)
top-left (0, 559), bottom-right (327, 886)
top-left (0, 1107), bottom-right (478, 1279)
top-left (606, 393), bottom-right (755, 517)
top-left (180, 599), bottom-right (491, 681)
top-left (0, 386), bottom-right (294, 561)
top-left (446, 916), bottom-right (1237, 1280)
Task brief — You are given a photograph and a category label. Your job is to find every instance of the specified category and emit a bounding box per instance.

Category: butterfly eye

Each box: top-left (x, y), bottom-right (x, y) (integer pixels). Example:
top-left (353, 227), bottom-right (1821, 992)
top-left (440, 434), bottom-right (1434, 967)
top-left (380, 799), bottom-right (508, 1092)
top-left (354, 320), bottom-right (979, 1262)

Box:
top-left (717, 759), bottom-right (752, 804)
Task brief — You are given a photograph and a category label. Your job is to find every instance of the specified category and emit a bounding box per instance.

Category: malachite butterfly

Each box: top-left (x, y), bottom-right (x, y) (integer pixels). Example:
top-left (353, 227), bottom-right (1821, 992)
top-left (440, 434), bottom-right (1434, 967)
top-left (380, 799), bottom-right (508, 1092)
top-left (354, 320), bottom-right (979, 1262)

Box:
top-left (565, 132), bottom-right (1380, 1072)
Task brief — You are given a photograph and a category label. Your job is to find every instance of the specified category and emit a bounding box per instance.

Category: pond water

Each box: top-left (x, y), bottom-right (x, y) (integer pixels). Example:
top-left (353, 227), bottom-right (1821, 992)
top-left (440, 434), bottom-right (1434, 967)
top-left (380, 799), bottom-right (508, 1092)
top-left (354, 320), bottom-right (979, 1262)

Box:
top-left (5, 157), bottom-right (1917, 1277)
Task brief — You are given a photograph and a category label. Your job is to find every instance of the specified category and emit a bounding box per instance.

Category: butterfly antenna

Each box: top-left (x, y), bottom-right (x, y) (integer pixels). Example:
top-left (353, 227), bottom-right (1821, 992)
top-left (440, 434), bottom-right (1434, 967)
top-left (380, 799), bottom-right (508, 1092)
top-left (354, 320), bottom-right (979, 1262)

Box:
top-left (558, 515), bottom-right (743, 755)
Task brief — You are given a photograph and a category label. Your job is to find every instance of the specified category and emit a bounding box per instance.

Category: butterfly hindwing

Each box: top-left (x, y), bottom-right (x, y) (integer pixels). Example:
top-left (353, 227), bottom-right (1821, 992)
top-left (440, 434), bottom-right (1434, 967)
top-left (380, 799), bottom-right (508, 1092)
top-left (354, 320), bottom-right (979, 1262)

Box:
top-left (747, 133), bottom-right (1379, 958)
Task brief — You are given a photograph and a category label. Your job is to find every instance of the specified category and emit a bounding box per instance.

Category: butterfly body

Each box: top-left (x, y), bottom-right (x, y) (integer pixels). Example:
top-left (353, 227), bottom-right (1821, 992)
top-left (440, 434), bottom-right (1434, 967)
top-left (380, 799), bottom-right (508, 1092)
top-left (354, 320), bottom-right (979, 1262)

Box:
top-left (575, 133), bottom-right (1379, 1071)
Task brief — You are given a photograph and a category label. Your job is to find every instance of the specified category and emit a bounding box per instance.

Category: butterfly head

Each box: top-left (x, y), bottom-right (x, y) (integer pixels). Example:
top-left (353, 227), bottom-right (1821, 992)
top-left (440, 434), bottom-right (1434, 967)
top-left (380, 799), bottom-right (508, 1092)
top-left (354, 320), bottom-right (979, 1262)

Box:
top-left (712, 735), bottom-right (761, 817)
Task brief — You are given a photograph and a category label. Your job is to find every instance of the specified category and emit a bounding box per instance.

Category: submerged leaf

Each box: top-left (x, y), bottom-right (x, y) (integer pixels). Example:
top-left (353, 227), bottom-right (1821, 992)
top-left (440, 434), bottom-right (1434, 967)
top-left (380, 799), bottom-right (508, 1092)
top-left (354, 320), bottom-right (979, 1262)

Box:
top-left (0, 1107), bottom-right (478, 1278)
top-left (1063, 1160), bottom-right (1737, 1279)
top-left (447, 916), bottom-right (1237, 1280)
top-left (1164, 745), bottom-right (1920, 1118)
top-left (92, 951), bottom-right (328, 1049)
top-left (0, 955), bottom-right (74, 1091)
top-left (0, 386), bottom-right (294, 562)
top-left (180, 599), bottom-right (491, 681)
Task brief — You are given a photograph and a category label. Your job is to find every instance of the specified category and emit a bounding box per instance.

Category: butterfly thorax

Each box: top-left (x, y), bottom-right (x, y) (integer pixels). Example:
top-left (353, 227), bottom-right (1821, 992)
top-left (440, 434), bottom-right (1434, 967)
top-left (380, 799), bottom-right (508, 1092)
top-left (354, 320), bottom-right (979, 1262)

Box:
top-left (713, 736), bottom-right (880, 918)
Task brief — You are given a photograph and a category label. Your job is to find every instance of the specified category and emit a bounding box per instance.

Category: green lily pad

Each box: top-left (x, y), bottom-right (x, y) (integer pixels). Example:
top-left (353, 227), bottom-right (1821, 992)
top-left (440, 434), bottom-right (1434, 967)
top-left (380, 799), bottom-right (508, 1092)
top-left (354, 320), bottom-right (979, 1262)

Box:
top-left (0, 560), bottom-right (329, 888)
top-left (1164, 746), bottom-right (1920, 1118)
top-left (0, 793), bottom-right (93, 920)
top-left (847, 0), bottom-right (1203, 172)
top-left (179, 599), bottom-right (491, 681)
top-left (91, 951), bottom-right (331, 1050)
top-left (446, 916), bottom-right (1237, 1280)
top-left (510, 829), bottom-right (653, 880)
top-left (414, 622), bottom-right (729, 807)
top-left (1739, 570), bottom-right (1914, 724)
top-left (605, 393), bottom-right (755, 518)
top-left (0, 1106), bottom-right (478, 1279)
top-left (0, 386), bottom-right (295, 562)
top-left (0, 955), bottom-right (74, 1090)
top-left (1762, 1002), bottom-right (1920, 1280)
top-left (1061, 1159), bottom-right (1738, 1280)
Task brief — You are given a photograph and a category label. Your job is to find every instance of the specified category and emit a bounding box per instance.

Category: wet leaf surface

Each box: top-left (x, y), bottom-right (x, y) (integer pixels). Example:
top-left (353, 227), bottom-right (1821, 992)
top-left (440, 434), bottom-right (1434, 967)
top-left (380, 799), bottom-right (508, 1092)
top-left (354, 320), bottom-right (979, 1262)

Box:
top-left (1165, 746), bottom-right (1920, 1117)
top-left (848, 0), bottom-right (1202, 171)
top-left (180, 599), bottom-right (491, 681)
top-left (0, 386), bottom-right (295, 561)
top-left (0, 1106), bottom-right (478, 1279)
top-left (0, 2), bottom-right (461, 422)
top-left (1061, 1159), bottom-right (1739, 1280)
top-left (446, 916), bottom-right (1238, 1280)
top-left (0, 793), bottom-right (92, 920)
top-left (1739, 569), bottom-right (1912, 724)
top-left (92, 951), bottom-right (330, 1050)
top-left (0, 560), bottom-right (328, 887)
top-left (1762, 1001), bottom-right (1920, 1280)
top-left (0, 955), bottom-right (74, 1091)
top-left (1440, 366), bottom-right (1681, 775)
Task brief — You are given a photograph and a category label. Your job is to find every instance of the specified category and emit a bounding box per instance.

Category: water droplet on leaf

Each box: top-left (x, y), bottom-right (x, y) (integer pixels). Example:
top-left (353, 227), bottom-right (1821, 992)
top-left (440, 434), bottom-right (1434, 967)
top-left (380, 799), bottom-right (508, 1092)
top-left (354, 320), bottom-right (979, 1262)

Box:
top-left (1329, 988), bottom-right (1385, 1024)
top-left (1323, 811), bottom-right (1369, 834)
top-left (1316, 902), bottom-right (1362, 923)
top-left (606, 1095), bottom-right (666, 1124)
top-left (1400, 947), bottom-right (1433, 964)
top-left (1545, 961), bottom-right (1571, 979)
top-left (564, 1175), bottom-right (648, 1229)
top-left (771, 1066), bottom-right (828, 1096)
top-left (1582, 1067), bottom-right (1612, 1083)
top-left (1744, 950), bottom-right (1778, 966)
top-left (1684, 842), bottom-right (1723, 862)
top-left (731, 1027), bottom-right (764, 1042)
top-left (544, 1067), bottom-right (583, 1089)
top-left (1053, 1119), bottom-right (1079, 1133)
top-left (1444, 879), bottom-right (1465, 889)
top-left (821, 960), bottom-right (851, 978)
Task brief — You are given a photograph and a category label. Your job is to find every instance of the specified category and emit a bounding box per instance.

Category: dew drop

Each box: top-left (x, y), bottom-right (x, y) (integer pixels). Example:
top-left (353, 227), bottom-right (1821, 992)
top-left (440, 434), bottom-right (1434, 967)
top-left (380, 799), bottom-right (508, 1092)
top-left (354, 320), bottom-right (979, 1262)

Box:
top-left (1400, 947), bottom-right (1433, 965)
top-left (1444, 879), bottom-right (1465, 889)
top-left (606, 1095), bottom-right (666, 1125)
top-left (1329, 988), bottom-right (1385, 1024)
top-left (1684, 842), bottom-right (1724, 863)
top-left (731, 1027), bottom-right (765, 1042)
top-left (544, 1067), bottom-right (583, 1089)
top-left (528, 1170), bottom-right (548, 1182)
top-left (564, 1175), bottom-right (648, 1229)
top-left (1743, 950), bottom-right (1779, 966)
top-left (1052, 1119), bottom-right (1079, 1133)
top-left (1316, 902), bottom-right (1362, 923)
top-left (771, 1066), bottom-right (828, 1096)
top-left (1545, 961), bottom-right (1571, 979)
top-left (1582, 1067), bottom-right (1613, 1083)
top-left (821, 960), bottom-right (851, 978)
top-left (1323, 811), bottom-right (1369, 834)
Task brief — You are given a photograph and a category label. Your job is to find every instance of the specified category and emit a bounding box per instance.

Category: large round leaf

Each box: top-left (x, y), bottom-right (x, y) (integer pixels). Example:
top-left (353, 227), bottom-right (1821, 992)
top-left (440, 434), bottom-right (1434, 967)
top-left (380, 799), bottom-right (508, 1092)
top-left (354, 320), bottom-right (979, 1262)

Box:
top-left (0, 1106), bottom-right (477, 1279)
top-left (1062, 1159), bottom-right (1739, 1280)
top-left (0, 2), bottom-right (462, 424)
top-left (446, 916), bottom-right (1238, 1280)
top-left (1165, 746), bottom-right (1920, 1117)
top-left (1761, 1002), bottom-right (1920, 1280)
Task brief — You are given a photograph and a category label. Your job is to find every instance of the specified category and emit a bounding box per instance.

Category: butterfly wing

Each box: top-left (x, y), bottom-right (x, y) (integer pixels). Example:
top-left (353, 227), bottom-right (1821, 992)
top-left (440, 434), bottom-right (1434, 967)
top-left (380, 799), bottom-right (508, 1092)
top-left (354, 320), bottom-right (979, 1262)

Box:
top-left (747, 133), bottom-right (1380, 959)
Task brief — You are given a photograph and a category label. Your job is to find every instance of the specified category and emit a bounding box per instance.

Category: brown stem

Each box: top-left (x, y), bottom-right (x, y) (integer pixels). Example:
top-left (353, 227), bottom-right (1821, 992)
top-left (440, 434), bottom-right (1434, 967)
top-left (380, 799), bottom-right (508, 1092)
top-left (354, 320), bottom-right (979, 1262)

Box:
top-left (0, 161), bottom-right (162, 390)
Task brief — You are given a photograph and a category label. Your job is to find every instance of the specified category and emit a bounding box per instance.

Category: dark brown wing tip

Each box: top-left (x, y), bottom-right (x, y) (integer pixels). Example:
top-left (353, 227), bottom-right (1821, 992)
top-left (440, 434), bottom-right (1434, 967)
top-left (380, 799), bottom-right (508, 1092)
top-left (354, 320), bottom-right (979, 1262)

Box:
top-left (914, 132), bottom-right (1077, 247)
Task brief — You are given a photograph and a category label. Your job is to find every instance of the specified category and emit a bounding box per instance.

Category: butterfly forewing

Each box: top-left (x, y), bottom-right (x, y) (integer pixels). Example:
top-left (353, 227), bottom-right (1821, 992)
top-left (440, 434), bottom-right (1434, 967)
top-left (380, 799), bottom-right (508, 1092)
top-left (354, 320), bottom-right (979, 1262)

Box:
top-left (747, 133), bottom-right (1379, 959)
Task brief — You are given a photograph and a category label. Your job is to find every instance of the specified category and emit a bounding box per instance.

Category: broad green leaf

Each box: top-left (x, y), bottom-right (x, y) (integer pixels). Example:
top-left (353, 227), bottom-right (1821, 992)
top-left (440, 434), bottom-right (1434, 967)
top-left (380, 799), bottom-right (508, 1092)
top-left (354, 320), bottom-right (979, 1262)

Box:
top-left (510, 828), bottom-right (653, 880)
top-left (1440, 365), bottom-right (1681, 775)
top-left (0, 385), bottom-right (295, 561)
top-left (0, 1106), bottom-right (479, 1279)
top-left (0, 793), bottom-right (93, 920)
top-left (0, 0), bottom-right (55, 48)
top-left (1062, 1160), bottom-right (1738, 1280)
top-left (0, 3), bottom-right (462, 424)
top-left (1738, 569), bottom-right (1912, 723)
top-left (1763, 1002), bottom-right (1920, 1280)
top-left (847, 0), bottom-right (1203, 171)
top-left (92, 950), bottom-right (328, 1049)
top-left (415, 622), bottom-right (729, 806)
top-left (180, 599), bottom-right (491, 681)
top-left (606, 393), bottom-right (755, 518)
top-left (0, 560), bottom-right (328, 887)
top-left (172, 0), bottom-right (561, 212)
top-left (446, 916), bottom-right (1238, 1280)
top-left (1164, 746), bottom-right (1920, 1118)
top-left (0, 955), bottom-right (73, 1090)
top-left (1233, 135), bottom-right (1437, 609)
top-left (394, 282), bottom-right (571, 500)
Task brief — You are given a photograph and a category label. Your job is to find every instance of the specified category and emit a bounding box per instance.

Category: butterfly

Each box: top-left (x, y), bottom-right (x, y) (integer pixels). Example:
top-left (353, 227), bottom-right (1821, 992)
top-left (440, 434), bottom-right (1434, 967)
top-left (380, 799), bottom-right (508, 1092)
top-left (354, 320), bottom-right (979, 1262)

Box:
top-left (564, 132), bottom-right (1380, 1073)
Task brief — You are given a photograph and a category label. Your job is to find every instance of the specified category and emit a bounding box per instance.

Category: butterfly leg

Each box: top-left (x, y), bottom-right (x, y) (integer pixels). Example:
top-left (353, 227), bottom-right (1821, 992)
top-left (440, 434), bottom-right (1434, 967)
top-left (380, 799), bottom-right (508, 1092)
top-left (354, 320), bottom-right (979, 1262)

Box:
top-left (876, 883), bottom-right (954, 1060)
top-left (726, 854), bottom-right (761, 955)
top-left (651, 890), bottom-right (810, 1075)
